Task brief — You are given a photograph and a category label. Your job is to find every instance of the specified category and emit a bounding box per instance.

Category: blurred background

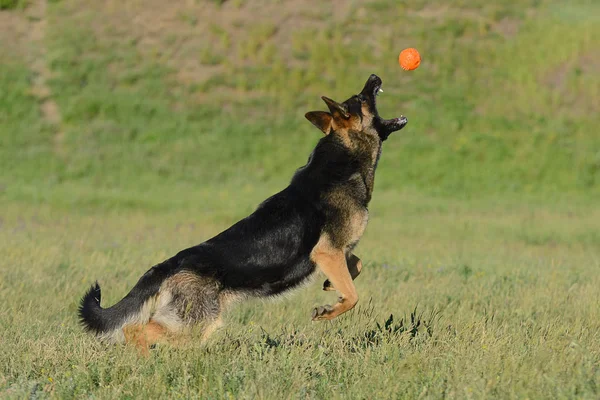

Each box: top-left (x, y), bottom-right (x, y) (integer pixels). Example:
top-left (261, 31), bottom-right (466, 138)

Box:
top-left (1, 0), bottom-right (598, 214)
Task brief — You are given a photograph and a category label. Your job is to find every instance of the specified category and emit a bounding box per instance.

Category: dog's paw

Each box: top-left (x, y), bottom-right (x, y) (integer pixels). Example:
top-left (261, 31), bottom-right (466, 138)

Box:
top-left (322, 279), bottom-right (335, 291)
top-left (311, 305), bottom-right (334, 321)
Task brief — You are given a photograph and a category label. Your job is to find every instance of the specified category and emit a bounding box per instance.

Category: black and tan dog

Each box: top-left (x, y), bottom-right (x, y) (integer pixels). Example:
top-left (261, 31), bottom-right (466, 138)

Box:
top-left (79, 74), bottom-right (407, 352)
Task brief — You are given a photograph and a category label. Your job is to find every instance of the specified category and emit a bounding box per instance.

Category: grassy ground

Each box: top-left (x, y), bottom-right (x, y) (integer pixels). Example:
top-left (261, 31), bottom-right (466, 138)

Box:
top-left (1, 0), bottom-right (599, 398)
top-left (1, 199), bottom-right (599, 398)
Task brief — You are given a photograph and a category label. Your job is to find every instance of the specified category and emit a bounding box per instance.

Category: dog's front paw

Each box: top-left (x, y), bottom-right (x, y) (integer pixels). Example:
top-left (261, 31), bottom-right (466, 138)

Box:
top-left (311, 305), bottom-right (334, 321)
top-left (322, 279), bottom-right (335, 291)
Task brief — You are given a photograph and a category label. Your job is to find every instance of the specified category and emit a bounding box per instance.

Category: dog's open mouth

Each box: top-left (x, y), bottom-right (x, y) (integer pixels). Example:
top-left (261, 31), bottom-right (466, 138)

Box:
top-left (361, 74), bottom-right (408, 139)
top-left (369, 75), bottom-right (383, 104)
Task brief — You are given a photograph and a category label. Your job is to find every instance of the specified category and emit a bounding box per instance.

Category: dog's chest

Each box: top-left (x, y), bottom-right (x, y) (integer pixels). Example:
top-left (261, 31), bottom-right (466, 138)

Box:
top-left (323, 183), bottom-right (370, 250)
top-left (334, 172), bottom-right (371, 247)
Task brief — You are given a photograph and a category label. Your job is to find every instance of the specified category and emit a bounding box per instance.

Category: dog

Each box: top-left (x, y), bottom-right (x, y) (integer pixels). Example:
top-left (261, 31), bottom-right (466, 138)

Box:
top-left (78, 74), bottom-right (407, 352)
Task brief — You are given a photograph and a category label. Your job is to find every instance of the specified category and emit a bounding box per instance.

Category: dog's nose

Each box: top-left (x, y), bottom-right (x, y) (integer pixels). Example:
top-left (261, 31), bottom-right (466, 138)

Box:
top-left (368, 74), bottom-right (382, 86)
top-left (362, 74), bottom-right (383, 96)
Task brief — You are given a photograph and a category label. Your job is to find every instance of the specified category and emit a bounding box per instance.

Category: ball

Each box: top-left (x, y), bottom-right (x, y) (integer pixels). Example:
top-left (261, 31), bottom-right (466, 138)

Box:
top-left (399, 48), bottom-right (421, 71)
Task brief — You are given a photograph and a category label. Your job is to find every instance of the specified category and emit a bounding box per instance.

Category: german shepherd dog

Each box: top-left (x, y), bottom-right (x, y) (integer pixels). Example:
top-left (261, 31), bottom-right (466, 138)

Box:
top-left (79, 74), bottom-right (407, 352)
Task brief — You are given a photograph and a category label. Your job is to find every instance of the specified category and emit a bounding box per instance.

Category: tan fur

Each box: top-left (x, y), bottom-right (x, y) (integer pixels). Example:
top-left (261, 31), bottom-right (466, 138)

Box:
top-left (219, 290), bottom-right (245, 309)
top-left (150, 291), bottom-right (185, 333)
top-left (310, 234), bottom-right (358, 320)
top-left (162, 272), bottom-right (221, 323)
top-left (200, 317), bottom-right (224, 343)
top-left (330, 120), bottom-right (353, 147)
top-left (360, 103), bottom-right (375, 127)
top-left (323, 253), bottom-right (363, 291)
top-left (123, 319), bottom-right (168, 356)
top-left (326, 195), bottom-right (369, 249)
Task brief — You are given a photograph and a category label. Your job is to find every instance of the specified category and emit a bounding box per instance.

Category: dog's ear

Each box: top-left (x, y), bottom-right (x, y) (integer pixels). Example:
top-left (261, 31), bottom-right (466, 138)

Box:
top-left (305, 111), bottom-right (333, 135)
top-left (321, 96), bottom-right (349, 118)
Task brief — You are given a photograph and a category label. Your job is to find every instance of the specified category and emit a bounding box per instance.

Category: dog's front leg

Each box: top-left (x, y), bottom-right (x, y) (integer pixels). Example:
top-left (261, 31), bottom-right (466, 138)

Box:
top-left (322, 253), bottom-right (362, 291)
top-left (311, 237), bottom-right (358, 321)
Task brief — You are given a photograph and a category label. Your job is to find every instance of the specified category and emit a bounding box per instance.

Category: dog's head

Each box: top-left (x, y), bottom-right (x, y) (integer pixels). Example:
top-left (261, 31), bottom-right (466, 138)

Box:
top-left (305, 74), bottom-right (407, 141)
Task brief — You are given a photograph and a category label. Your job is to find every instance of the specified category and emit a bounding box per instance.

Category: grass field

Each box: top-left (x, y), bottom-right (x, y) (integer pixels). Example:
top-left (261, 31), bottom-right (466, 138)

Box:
top-left (1, 0), bottom-right (599, 398)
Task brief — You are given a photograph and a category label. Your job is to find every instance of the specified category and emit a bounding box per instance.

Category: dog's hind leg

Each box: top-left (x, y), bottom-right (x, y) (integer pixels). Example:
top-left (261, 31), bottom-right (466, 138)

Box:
top-left (200, 316), bottom-right (224, 344)
top-left (323, 253), bottom-right (362, 291)
top-left (198, 290), bottom-right (244, 344)
top-left (123, 319), bottom-right (169, 356)
top-left (123, 271), bottom-right (225, 354)
top-left (163, 271), bottom-right (229, 345)
top-left (311, 236), bottom-right (358, 321)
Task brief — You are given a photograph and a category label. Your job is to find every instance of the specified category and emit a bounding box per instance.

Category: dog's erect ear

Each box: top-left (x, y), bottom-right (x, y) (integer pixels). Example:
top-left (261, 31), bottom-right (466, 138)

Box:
top-left (321, 96), bottom-right (349, 118)
top-left (305, 111), bottom-right (333, 135)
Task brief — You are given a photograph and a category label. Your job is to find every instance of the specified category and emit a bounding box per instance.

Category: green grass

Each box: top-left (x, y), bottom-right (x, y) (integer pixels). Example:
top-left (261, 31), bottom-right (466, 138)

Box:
top-left (1, 199), bottom-right (599, 398)
top-left (0, 0), bottom-right (26, 10)
top-left (1, 0), bottom-right (599, 398)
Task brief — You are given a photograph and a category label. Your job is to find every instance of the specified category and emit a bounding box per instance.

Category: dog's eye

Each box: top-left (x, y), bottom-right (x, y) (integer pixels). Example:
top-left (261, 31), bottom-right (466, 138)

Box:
top-left (358, 94), bottom-right (367, 103)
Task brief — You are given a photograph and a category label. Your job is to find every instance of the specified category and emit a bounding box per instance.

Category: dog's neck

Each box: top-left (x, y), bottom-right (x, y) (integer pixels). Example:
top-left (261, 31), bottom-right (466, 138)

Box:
top-left (345, 131), bottom-right (382, 204)
top-left (290, 133), bottom-right (383, 207)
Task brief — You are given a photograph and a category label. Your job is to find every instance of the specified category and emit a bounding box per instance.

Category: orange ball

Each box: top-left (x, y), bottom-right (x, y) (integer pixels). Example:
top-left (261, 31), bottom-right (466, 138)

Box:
top-left (399, 48), bottom-right (421, 71)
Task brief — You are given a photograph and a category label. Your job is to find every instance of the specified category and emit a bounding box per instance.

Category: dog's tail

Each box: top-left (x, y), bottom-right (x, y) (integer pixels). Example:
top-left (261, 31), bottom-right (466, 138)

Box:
top-left (78, 260), bottom-right (177, 342)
